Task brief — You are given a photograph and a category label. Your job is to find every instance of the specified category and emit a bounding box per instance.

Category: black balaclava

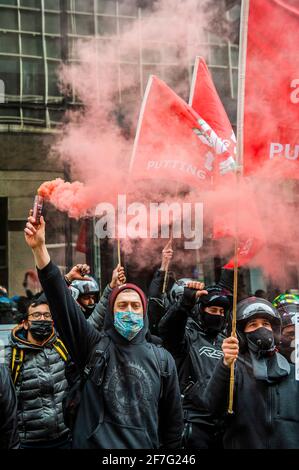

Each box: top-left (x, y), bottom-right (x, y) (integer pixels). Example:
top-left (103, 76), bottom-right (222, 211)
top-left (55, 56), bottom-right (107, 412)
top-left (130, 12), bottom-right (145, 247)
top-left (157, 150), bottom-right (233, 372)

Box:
top-left (201, 311), bottom-right (225, 334)
top-left (245, 327), bottom-right (290, 382)
top-left (279, 328), bottom-right (295, 364)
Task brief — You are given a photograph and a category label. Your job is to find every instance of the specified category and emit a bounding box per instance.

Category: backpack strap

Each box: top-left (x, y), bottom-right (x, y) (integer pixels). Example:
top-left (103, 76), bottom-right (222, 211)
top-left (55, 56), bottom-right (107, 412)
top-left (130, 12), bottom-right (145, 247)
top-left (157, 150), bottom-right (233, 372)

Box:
top-left (84, 334), bottom-right (111, 386)
top-left (150, 344), bottom-right (169, 399)
top-left (11, 347), bottom-right (24, 385)
top-left (53, 338), bottom-right (69, 362)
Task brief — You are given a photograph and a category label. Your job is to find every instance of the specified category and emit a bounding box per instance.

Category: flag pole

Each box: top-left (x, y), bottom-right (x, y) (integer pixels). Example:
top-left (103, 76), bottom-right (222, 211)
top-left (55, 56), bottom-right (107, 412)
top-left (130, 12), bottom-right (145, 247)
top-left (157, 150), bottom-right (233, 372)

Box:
top-left (228, 0), bottom-right (249, 414)
top-left (117, 238), bottom-right (121, 266)
top-left (162, 181), bottom-right (179, 294)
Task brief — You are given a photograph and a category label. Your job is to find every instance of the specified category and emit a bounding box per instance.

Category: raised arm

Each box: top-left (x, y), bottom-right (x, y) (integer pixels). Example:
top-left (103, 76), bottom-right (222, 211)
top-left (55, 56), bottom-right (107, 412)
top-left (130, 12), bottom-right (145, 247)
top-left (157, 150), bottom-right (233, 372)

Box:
top-left (158, 283), bottom-right (207, 356)
top-left (24, 214), bottom-right (101, 369)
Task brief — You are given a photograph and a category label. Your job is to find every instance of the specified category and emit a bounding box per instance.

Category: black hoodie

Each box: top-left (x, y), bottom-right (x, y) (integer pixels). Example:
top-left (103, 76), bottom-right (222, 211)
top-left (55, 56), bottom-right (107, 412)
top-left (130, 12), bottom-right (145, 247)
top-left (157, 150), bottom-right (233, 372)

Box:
top-left (38, 261), bottom-right (183, 449)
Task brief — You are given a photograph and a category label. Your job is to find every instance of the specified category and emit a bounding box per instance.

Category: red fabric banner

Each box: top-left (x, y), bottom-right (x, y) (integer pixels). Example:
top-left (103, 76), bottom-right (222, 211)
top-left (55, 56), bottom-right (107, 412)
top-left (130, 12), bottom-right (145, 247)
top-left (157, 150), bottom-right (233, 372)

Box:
top-left (129, 75), bottom-right (236, 188)
top-left (244, 0), bottom-right (299, 178)
top-left (189, 56), bottom-right (237, 176)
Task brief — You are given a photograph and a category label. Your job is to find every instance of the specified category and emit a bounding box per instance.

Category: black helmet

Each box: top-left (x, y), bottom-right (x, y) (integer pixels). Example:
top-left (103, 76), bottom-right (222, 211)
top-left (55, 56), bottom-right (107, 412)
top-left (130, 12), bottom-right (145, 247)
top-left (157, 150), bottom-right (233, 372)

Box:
top-left (236, 297), bottom-right (281, 351)
top-left (272, 293), bottom-right (299, 329)
top-left (169, 278), bottom-right (195, 304)
top-left (199, 286), bottom-right (232, 314)
top-left (70, 277), bottom-right (99, 299)
top-left (70, 276), bottom-right (99, 317)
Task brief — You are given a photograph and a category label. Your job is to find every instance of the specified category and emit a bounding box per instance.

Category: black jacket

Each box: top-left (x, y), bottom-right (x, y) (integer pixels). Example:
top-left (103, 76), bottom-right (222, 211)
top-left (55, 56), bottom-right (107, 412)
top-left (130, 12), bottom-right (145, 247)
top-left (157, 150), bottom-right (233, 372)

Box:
top-left (159, 296), bottom-right (225, 425)
top-left (203, 354), bottom-right (299, 448)
top-left (0, 365), bottom-right (19, 449)
top-left (147, 269), bottom-right (169, 337)
top-left (38, 261), bottom-right (183, 449)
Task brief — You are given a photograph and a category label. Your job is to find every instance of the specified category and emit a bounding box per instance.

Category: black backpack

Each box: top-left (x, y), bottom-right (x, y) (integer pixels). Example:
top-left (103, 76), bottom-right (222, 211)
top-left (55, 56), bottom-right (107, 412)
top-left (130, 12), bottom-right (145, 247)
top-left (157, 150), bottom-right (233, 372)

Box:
top-left (62, 334), bottom-right (111, 431)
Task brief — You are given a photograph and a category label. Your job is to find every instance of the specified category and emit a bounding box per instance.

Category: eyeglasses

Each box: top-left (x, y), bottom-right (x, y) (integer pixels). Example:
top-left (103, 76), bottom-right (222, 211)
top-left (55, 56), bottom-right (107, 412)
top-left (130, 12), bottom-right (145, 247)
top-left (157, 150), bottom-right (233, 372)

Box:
top-left (28, 312), bottom-right (52, 320)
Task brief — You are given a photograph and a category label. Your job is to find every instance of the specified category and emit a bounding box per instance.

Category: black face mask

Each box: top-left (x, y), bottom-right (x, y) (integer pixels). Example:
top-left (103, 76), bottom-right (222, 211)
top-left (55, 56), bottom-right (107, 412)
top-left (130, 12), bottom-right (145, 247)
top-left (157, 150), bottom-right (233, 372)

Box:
top-left (28, 321), bottom-right (53, 341)
top-left (246, 327), bottom-right (275, 357)
top-left (202, 312), bottom-right (225, 334)
top-left (279, 336), bottom-right (295, 363)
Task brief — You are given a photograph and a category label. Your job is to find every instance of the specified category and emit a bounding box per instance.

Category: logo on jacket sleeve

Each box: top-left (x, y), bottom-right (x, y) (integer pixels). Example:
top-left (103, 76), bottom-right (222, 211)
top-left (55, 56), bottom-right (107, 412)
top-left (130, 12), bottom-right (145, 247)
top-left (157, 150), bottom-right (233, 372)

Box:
top-left (198, 346), bottom-right (224, 359)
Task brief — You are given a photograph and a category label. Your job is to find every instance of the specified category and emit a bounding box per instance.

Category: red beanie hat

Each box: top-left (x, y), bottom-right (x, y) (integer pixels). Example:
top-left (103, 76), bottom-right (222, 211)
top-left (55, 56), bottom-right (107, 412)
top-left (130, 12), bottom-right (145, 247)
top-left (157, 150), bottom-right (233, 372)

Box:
top-left (109, 283), bottom-right (147, 315)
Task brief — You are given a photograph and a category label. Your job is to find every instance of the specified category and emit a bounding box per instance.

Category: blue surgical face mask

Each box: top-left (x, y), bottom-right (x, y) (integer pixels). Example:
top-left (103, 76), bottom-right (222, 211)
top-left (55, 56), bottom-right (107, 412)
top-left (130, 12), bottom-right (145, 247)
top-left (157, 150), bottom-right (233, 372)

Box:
top-left (114, 311), bottom-right (144, 341)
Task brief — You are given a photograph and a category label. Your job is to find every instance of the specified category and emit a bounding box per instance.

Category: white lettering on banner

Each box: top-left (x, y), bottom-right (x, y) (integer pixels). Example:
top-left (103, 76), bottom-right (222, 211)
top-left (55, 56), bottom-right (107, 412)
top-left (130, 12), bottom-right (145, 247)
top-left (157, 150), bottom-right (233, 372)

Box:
top-left (290, 79), bottom-right (299, 104)
top-left (269, 143), bottom-right (299, 160)
top-left (146, 160), bottom-right (207, 179)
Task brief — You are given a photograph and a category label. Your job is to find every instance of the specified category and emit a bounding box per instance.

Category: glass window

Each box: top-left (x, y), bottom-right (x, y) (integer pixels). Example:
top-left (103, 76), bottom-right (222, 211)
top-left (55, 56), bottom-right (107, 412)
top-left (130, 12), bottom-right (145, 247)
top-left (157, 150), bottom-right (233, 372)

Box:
top-left (142, 64), bottom-right (163, 89)
top-left (118, 1), bottom-right (137, 16)
top-left (47, 61), bottom-right (61, 96)
top-left (44, 0), bottom-right (60, 10)
top-left (142, 48), bottom-right (161, 64)
top-left (67, 0), bottom-right (94, 13)
top-left (46, 37), bottom-right (62, 59)
top-left (23, 107), bottom-right (45, 123)
top-left (22, 58), bottom-right (44, 95)
top-left (22, 34), bottom-right (42, 56)
top-left (231, 45), bottom-right (239, 67)
top-left (20, 0), bottom-right (41, 8)
top-left (0, 8), bottom-right (18, 29)
top-left (96, 0), bottom-right (116, 15)
top-left (0, 57), bottom-right (19, 95)
top-left (70, 14), bottom-right (94, 35)
top-left (45, 12), bottom-right (61, 34)
top-left (49, 108), bottom-right (64, 125)
top-left (0, 0), bottom-right (17, 5)
top-left (232, 68), bottom-right (238, 99)
top-left (210, 45), bottom-right (228, 66)
top-left (97, 16), bottom-right (116, 36)
top-left (119, 41), bottom-right (138, 62)
top-left (0, 106), bottom-right (20, 118)
top-left (119, 17), bottom-right (135, 35)
top-left (210, 68), bottom-right (230, 97)
top-left (0, 32), bottom-right (18, 53)
top-left (21, 11), bottom-right (42, 32)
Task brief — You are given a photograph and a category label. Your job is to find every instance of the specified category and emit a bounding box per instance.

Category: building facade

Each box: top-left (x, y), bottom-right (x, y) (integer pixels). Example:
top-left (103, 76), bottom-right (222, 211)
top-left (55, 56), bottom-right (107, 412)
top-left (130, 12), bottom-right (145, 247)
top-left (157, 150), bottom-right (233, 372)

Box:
top-left (0, 0), bottom-right (243, 295)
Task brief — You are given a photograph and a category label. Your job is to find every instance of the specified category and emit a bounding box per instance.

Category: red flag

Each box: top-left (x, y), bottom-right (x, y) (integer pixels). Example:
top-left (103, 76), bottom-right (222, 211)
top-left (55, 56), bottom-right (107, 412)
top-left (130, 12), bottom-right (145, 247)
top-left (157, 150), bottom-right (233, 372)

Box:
top-left (224, 237), bottom-right (265, 269)
top-left (189, 56), bottom-right (237, 175)
top-left (243, 0), bottom-right (299, 178)
top-left (129, 75), bottom-right (236, 188)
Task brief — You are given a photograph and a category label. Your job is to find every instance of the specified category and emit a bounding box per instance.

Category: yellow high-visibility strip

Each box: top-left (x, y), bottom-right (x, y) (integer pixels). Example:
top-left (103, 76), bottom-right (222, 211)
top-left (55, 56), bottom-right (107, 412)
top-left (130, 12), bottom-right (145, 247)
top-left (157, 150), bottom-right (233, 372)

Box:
top-left (53, 340), bottom-right (68, 362)
top-left (11, 347), bottom-right (17, 381)
top-left (13, 350), bottom-right (24, 384)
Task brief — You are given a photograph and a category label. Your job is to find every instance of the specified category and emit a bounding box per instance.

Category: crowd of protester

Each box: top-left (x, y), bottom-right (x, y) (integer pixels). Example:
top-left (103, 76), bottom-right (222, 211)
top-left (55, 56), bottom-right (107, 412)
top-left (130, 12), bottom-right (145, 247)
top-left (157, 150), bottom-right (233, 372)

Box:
top-left (0, 212), bottom-right (299, 449)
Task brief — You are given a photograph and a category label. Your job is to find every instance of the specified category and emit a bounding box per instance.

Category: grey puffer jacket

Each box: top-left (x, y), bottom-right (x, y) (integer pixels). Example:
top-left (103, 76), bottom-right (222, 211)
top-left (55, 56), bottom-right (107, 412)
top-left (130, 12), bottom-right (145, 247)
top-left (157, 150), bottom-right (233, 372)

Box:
top-left (5, 325), bottom-right (69, 445)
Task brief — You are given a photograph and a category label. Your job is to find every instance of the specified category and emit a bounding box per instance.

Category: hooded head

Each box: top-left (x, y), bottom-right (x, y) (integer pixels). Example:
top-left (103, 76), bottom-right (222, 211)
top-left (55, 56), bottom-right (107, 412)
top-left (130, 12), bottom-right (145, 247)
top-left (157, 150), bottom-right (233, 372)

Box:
top-left (105, 283), bottom-right (148, 344)
top-left (194, 286), bottom-right (232, 335)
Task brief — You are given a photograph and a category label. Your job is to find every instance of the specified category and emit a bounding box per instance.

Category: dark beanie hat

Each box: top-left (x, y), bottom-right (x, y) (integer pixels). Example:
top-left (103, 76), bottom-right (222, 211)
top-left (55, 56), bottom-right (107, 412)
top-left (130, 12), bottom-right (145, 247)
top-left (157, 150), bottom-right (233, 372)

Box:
top-left (109, 283), bottom-right (147, 315)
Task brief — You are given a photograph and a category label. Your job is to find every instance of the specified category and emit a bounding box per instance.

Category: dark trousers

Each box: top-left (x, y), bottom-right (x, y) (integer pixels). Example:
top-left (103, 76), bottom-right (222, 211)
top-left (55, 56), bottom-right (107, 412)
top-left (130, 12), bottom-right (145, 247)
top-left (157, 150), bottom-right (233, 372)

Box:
top-left (183, 421), bottom-right (223, 450)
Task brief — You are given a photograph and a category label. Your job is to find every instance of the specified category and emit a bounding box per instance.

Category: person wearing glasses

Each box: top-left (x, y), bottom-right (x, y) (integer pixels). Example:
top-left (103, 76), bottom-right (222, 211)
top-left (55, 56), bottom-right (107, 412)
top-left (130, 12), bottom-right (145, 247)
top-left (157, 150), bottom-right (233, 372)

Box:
top-left (5, 297), bottom-right (71, 448)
